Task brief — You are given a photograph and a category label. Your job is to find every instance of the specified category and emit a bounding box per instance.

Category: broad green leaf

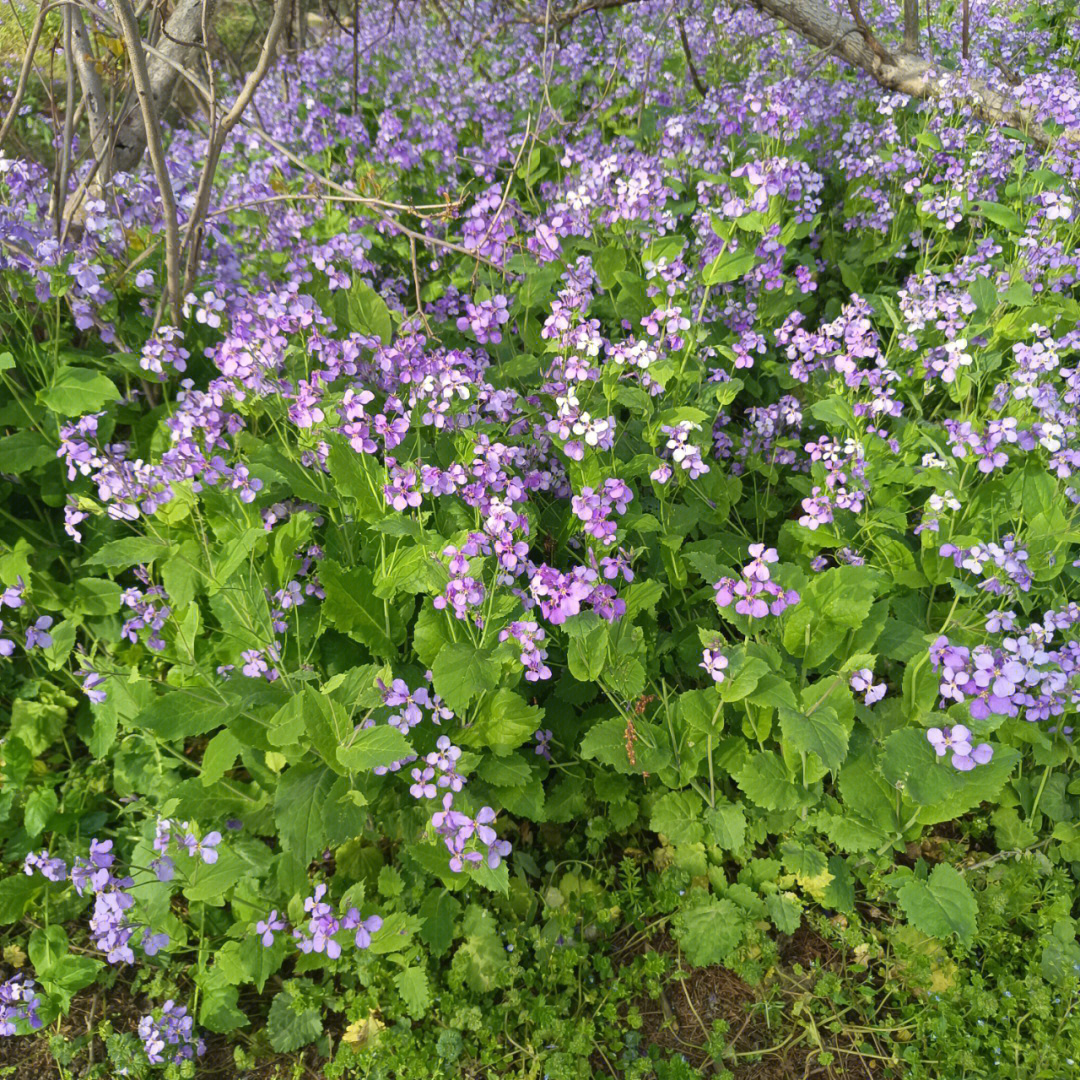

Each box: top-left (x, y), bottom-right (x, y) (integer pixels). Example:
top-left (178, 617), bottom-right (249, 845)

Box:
top-left (704, 803), bottom-right (746, 850)
top-left (457, 688), bottom-right (539, 755)
top-left (84, 537), bottom-right (171, 569)
top-left (337, 725), bottom-right (414, 772)
top-left (897, 864), bottom-right (977, 945)
top-left (673, 898), bottom-right (746, 966)
top-left (200, 729), bottom-right (243, 787)
top-left (579, 717), bottom-right (671, 774)
top-left (394, 967), bottom-right (431, 1019)
top-left (37, 366), bottom-right (120, 416)
top-left (347, 280), bottom-right (393, 343)
top-left (778, 706), bottom-right (849, 772)
top-left (430, 643), bottom-right (500, 714)
top-left (319, 560), bottom-right (402, 656)
top-left (274, 763), bottom-right (335, 864)
top-left (733, 751), bottom-right (800, 811)
top-left (267, 990), bottom-right (323, 1053)
top-left (650, 791), bottom-right (705, 846)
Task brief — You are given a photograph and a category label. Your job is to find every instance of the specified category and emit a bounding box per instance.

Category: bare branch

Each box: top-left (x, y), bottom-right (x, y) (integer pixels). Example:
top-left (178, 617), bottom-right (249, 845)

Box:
top-left (110, 0), bottom-right (182, 321)
top-left (180, 0), bottom-right (292, 295)
top-left (0, 2), bottom-right (59, 150)
top-left (677, 14), bottom-right (707, 98)
top-left (902, 0), bottom-right (919, 55)
top-left (111, 0), bottom-right (212, 173)
top-left (747, 0), bottom-right (1078, 150)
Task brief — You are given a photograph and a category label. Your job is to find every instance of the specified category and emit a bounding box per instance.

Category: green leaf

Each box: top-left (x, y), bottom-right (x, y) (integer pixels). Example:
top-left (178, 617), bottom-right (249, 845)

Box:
top-left (337, 725), bottom-right (414, 773)
top-left (182, 847), bottom-right (245, 904)
top-left (0, 431), bottom-right (55, 472)
top-left (747, 674), bottom-right (798, 710)
top-left (430, 643), bottom-right (500, 714)
top-left (37, 366), bottom-right (120, 416)
top-left (778, 706), bottom-right (849, 772)
top-left (579, 717), bottom-right (671, 775)
top-left (200, 729), bottom-right (243, 787)
top-left (316, 560), bottom-right (401, 656)
top-left (718, 652), bottom-right (770, 703)
top-left (650, 791), bottom-right (705, 846)
top-left (452, 905), bottom-right (507, 992)
top-left (29, 925), bottom-right (68, 973)
top-left (704, 804), bottom-right (746, 850)
top-left (274, 764), bottom-right (335, 864)
top-left (267, 990), bottom-right (323, 1053)
top-left (733, 751), bottom-right (800, 811)
top-left (84, 536), bottom-right (171, 569)
top-left (897, 864), bottom-right (978, 945)
top-left (973, 200), bottom-right (1023, 234)
top-left (702, 249), bottom-right (756, 285)
top-left (135, 690), bottom-right (236, 740)
top-left (779, 841), bottom-right (833, 895)
top-left (765, 893), bottom-right (803, 935)
top-left (326, 436), bottom-right (388, 523)
top-left (457, 689), bottom-right (539, 755)
top-left (23, 787), bottom-right (57, 838)
top-left (567, 621), bottom-right (609, 681)
top-left (347, 281), bottom-right (393, 343)
top-left (394, 967), bottom-right (431, 1019)
top-left (72, 577), bottom-right (123, 616)
top-left (419, 891), bottom-right (461, 957)
top-left (673, 899), bottom-right (746, 966)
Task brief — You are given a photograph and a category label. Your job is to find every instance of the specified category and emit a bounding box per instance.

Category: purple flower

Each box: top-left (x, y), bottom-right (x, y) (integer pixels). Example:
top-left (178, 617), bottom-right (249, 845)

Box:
top-left (256, 910), bottom-right (286, 947)
top-left (24, 616), bottom-right (53, 650)
top-left (700, 648), bottom-right (728, 683)
top-left (849, 668), bottom-right (886, 705)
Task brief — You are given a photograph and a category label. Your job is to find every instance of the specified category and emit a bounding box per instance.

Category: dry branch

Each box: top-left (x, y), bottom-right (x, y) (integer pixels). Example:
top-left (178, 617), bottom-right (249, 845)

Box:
top-left (746, 0), bottom-right (1078, 149)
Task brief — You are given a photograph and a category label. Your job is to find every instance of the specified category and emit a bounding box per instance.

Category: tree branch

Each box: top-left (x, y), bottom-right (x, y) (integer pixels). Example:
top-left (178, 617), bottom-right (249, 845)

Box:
top-left (746, 0), bottom-right (1078, 150)
top-left (110, 0), bottom-right (182, 321)
top-left (0, 1), bottom-right (59, 150)
top-left (180, 0), bottom-right (291, 295)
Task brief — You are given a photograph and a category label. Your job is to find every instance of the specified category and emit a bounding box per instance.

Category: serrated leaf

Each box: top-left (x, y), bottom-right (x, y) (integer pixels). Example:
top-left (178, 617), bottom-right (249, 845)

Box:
top-left (430, 643), bottom-right (500, 714)
top-left (394, 967), bottom-right (431, 1019)
top-left (579, 717), bottom-right (671, 774)
top-left (779, 706), bottom-right (849, 772)
top-left (673, 899), bottom-right (746, 966)
top-left (267, 991), bottom-right (323, 1053)
top-left (337, 724), bottom-right (413, 773)
top-left (650, 791), bottom-right (705, 846)
top-left (274, 764), bottom-right (335, 864)
top-left (457, 689), bottom-right (539, 755)
top-left (897, 864), bottom-right (977, 945)
top-left (419, 890), bottom-right (461, 957)
top-left (704, 803), bottom-right (746, 850)
top-left (733, 751), bottom-right (799, 811)
top-left (319, 559), bottom-right (402, 655)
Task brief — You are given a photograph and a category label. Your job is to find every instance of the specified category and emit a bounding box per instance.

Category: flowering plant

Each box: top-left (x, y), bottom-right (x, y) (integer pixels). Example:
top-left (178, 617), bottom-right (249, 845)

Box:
top-left (2, 0), bottom-right (1080, 1069)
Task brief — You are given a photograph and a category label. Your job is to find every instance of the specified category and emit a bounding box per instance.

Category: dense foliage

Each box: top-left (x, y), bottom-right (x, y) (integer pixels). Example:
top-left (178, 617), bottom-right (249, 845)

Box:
top-left (3, 1), bottom-right (1080, 1076)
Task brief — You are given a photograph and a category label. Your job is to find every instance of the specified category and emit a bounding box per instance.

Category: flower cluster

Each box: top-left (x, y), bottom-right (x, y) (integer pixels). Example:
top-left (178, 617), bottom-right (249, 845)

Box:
top-left (137, 1001), bottom-right (205, 1065)
top-left (926, 725), bottom-right (994, 772)
top-left (255, 885), bottom-right (383, 958)
top-left (713, 544), bottom-right (800, 620)
top-left (431, 796), bottom-right (512, 872)
top-left (0, 976), bottom-right (42, 1037)
top-left (571, 479), bottom-right (634, 545)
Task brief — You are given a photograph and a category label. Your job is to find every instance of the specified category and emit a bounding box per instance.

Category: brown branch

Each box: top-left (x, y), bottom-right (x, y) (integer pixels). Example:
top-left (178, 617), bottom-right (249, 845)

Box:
top-left (180, 0), bottom-right (292, 296)
top-left (0, 2), bottom-right (59, 150)
top-left (110, 0), bottom-right (182, 321)
top-left (846, 0), bottom-right (895, 65)
top-left (962, 0), bottom-right (970, 61)
top-left (677, 14), bottom-right (707, 98)
top-left (747, 0), bottom-right (1078, 150)
top-left (902, 0), bottom-right (919, 55)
